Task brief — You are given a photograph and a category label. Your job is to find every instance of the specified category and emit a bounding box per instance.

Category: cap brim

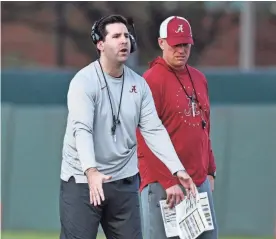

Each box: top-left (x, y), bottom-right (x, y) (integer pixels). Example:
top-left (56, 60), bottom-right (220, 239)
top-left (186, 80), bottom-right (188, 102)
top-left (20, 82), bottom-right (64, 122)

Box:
top-left (167, 36), bottom-right (194, 46)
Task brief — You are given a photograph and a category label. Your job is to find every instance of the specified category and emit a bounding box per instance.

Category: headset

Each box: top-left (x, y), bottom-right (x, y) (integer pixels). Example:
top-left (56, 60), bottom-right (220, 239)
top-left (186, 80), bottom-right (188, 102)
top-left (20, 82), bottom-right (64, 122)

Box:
top-left (90, 15), bottom-right (137, 53)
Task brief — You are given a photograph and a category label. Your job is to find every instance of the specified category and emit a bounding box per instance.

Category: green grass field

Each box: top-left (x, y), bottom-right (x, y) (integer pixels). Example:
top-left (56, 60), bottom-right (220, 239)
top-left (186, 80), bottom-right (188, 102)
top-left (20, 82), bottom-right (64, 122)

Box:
top-left (1, 232), bottom-right (274, 239)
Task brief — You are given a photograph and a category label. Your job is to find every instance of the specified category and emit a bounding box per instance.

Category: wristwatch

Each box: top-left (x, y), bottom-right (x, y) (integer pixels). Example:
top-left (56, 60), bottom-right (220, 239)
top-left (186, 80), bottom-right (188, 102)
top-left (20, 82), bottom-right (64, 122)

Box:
top-left (208, 171), bottom-right (216, 179)
top-left (173, 169), bottom-right (187, 177)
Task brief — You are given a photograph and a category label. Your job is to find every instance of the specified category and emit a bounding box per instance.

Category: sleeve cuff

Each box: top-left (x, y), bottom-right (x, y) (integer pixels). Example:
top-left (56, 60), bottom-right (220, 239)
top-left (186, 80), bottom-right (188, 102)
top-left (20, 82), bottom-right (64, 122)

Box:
top-left (208, 171), bottom-right (216, 179)
top-left (81, 162), bottom-right (97, 175)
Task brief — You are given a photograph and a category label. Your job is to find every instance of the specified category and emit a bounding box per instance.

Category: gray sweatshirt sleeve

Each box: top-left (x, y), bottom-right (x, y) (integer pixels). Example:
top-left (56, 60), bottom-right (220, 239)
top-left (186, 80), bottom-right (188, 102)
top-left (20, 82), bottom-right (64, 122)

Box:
top-left (138, 81), bottom-right (185, 175)
top-left (67, 74), bottom-right (97, 173)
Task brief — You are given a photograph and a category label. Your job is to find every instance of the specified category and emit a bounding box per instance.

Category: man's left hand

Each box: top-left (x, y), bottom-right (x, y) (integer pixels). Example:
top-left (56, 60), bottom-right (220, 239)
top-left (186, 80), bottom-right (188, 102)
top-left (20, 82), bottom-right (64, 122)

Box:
top-left (208, 175), bottom-right (215, 192)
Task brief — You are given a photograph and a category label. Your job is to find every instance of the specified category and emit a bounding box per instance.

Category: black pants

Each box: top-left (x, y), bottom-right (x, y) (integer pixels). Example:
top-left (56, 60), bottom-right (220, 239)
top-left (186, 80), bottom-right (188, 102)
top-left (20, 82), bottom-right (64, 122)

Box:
top-left (59, 174), bottom-right (142, 239)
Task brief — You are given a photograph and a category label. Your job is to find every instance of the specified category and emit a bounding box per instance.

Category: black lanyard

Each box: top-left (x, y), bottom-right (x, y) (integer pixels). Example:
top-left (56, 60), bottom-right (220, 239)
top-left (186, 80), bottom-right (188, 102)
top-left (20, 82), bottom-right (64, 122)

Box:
top-left (171, 65), bottom-right (199, 105)
top-left (171, 65), bottom-right (207, 129)
top-left (98, 60), bottom-right (124, 141)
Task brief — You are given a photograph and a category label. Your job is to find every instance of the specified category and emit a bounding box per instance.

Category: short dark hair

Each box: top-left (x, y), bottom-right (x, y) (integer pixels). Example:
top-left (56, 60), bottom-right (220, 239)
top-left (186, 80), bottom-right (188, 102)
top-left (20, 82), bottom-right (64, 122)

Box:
top-left (97, 14), bottom-right (128, 42)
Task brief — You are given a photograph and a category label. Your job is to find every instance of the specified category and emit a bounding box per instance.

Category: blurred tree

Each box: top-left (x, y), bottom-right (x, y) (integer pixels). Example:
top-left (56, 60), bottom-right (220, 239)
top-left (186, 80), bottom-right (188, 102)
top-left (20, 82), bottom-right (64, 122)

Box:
top-left (1, 1), bottom-right (228, 66)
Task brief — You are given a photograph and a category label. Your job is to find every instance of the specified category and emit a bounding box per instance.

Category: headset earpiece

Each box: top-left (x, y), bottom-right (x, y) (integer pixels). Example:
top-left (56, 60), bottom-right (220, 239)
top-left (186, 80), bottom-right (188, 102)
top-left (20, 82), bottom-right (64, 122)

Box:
top-left (129, 33), bottom-right (137, 53)
top-left (126, 17), bottom-right (137, 53)
top-left (91, 16), bottom-right (107, 45)
top-left (91, 23), bottom-right (99, 44)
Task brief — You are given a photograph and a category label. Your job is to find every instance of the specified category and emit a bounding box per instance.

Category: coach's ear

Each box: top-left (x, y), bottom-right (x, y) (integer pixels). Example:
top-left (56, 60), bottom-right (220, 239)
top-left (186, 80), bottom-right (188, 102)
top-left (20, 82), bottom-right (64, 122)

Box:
top-left (158, 38), bottom-right (165, 51)
top-left (97, 40), bottom-right (104, 52)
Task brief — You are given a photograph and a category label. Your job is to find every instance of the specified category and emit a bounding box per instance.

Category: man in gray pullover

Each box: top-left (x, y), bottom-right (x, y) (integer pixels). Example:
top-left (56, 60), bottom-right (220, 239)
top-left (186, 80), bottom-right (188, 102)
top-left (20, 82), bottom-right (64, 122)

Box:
top-left (59, 14), bottom-right (195, 239)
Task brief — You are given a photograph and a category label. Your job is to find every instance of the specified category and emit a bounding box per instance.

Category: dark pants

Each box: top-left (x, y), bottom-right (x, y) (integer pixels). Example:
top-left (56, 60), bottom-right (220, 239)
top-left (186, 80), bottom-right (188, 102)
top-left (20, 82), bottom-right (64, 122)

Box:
top-left (59, 174), bottom-right (142, 239)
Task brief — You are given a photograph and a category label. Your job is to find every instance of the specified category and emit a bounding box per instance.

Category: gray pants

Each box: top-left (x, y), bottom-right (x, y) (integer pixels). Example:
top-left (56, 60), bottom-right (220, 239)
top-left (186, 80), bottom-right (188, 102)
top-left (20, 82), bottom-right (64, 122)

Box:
top-left (140, 177), bottom-right (218, 239)
top-left (60, 175), bottom-right (142, 239)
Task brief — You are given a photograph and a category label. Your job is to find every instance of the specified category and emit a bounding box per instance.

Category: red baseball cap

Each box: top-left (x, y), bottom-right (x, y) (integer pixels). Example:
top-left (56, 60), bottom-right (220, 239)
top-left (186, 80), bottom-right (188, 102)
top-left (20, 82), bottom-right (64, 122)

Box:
top-left (159, 16), bottom-right (194, 46)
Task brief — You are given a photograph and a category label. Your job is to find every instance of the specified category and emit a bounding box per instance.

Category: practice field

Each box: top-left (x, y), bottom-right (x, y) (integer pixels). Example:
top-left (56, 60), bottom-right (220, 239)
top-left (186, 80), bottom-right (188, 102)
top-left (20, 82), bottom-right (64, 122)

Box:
top-left (1, 232), bottom-right (274, 239)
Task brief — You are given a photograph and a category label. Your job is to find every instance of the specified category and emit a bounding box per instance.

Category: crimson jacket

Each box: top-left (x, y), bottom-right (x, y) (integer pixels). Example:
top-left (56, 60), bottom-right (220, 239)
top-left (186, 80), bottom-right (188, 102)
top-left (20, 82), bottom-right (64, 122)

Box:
top-left (136, 57), bottom-right (216, 191)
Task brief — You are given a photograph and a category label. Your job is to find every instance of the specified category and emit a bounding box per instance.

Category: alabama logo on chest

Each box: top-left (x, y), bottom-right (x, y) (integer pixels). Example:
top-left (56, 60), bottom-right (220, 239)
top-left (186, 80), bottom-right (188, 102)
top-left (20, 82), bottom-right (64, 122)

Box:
top-left (184, 93), bottom-right (201, 117)
top-left (174, 86), bottom-right (209, 128)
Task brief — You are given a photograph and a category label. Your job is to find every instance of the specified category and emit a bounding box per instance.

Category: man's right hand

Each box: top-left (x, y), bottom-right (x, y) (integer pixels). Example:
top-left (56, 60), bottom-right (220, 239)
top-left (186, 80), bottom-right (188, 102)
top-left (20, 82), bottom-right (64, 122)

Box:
top-left (176, 170), bottom-right (196, 198)
top-left (165, 184), bottom-right (185, 209)
top-left (85, 168), bottom-right (112, 206)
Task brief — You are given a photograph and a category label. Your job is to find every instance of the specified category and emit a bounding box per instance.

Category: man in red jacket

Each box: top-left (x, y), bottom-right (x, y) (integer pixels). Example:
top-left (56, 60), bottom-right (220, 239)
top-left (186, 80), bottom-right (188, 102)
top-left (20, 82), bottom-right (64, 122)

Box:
top-left (137, 16), bottom-right (218, 239)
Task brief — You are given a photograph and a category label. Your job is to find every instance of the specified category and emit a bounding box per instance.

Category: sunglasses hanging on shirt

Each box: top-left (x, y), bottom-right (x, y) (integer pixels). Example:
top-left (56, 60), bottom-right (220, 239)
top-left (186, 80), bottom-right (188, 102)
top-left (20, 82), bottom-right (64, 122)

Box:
top-left (171, 65), bottom-right (207, 129)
